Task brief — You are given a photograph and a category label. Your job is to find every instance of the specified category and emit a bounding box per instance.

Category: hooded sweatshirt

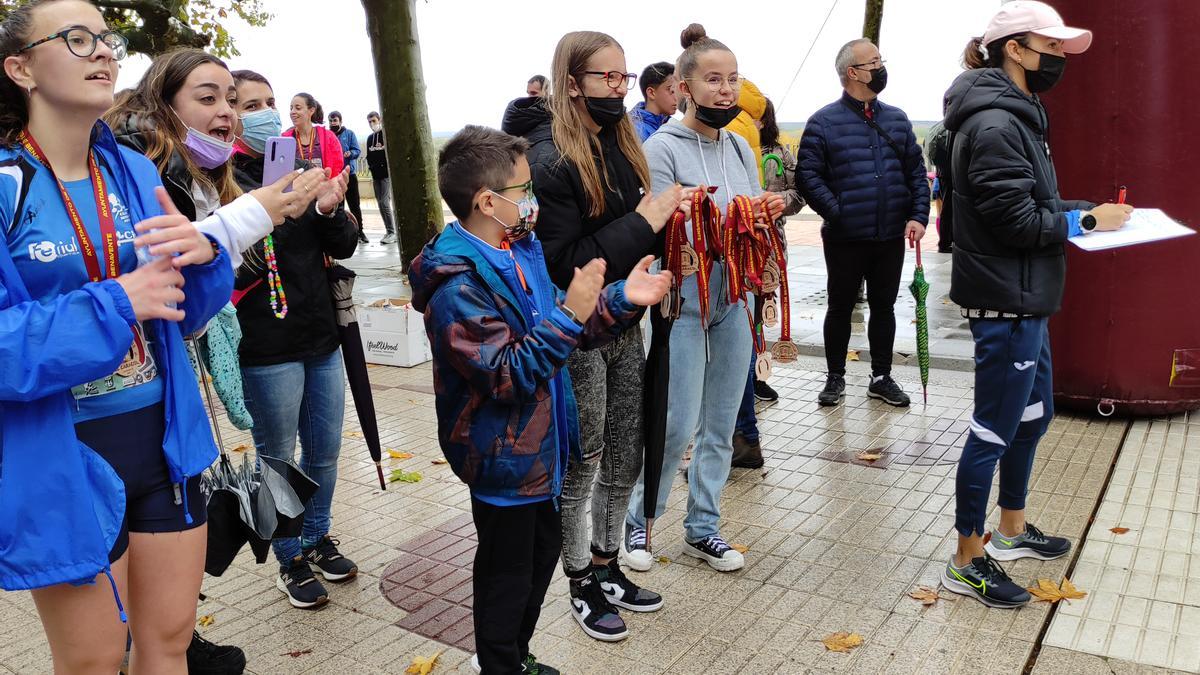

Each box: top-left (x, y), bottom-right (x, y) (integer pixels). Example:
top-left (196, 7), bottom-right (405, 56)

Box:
top-left (643, 119), bottom-right (762, 216)
top-left (942, 67), bottom-right (1093, 317)
top-left (726, 79), bottom-right (767, 183)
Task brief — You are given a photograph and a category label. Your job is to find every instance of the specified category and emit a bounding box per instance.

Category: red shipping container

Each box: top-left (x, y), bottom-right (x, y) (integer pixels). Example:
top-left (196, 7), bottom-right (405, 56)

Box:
top-left (1040, 0), bottom-right (1200, 416)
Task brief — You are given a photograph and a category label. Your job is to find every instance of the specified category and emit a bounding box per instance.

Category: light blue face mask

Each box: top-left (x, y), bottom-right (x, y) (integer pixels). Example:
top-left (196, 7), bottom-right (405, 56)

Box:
top-left (239, 107), bottom-right (282, 154)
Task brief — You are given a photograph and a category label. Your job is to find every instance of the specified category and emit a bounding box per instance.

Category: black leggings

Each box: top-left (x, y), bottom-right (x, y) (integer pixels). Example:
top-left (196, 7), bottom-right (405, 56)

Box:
top-left (822, 237), bottom-right (905, 376)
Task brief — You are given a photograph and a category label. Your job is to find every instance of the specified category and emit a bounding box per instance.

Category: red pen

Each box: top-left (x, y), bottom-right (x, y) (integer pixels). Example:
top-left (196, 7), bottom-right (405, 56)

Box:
top-left (1117, 185), bottom-right (1127, 204)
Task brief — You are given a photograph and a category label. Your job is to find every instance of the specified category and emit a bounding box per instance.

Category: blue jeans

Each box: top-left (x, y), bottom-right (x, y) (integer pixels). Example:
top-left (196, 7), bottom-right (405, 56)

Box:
top-left (955, 318), bottom-right (1053, 537)
top-left (241, 348), bottom-right (346, 564)
top-left (734, 347), bottom-right (760, 442)
top-left (627, 263), bottom-right (752, 541)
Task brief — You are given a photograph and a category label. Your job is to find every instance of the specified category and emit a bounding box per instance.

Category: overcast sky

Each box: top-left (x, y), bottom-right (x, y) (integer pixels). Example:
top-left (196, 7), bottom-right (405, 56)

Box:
top-left (115, 0), bottom-right (1007, 137)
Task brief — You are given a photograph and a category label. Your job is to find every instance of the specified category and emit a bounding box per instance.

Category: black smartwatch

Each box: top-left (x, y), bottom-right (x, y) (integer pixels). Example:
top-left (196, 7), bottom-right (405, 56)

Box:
top-left (1080, 212), bottom-right (1097, 234)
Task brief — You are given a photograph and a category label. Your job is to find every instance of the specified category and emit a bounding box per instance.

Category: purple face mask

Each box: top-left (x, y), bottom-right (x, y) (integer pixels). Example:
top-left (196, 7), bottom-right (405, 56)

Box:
top-left (172, 107), bottom-right (235, 169)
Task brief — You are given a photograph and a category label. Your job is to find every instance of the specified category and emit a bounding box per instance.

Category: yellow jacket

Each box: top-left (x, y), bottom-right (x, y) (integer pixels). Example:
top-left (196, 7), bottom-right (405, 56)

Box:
top-left (726, 79), bottom-right (767, 184)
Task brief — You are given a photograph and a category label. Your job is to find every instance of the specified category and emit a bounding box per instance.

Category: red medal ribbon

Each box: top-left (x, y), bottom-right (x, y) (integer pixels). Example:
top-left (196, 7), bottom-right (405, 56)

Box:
top-left (764, 202), bottom-right (792, 346)
top-left (20, 131), bottom-right (120, 282)
top-left (690, 192), bottom-right (720, 328)
top-left (723, 195), bottom-right (792, 356)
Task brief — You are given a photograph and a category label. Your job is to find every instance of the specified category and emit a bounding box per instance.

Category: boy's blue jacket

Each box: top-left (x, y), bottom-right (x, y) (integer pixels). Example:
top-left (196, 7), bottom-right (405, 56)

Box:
top-left (630, 102), bottom-right (671, 142)
top-left (332, 127), bottom-right (361, 174)
top-left (407, 223), bottom-right (637, 502)
top-left (0, 122), bottom-right (231, 590)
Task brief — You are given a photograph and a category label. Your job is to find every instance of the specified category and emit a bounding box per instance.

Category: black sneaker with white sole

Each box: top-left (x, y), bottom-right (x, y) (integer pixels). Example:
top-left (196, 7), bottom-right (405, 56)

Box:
top-left (984, 523), bottom-right (1071, 561)
top-left (469, 653), bottom-right (561, 675)
top-left (568, 573), bottom-right (627, 642)
top-left (867, 375), bottom-right (910, 407)
top-left (302, 535), bottom-right (358, 582)
top-left (619, 523), bottom-right (653, 572)
top-left (753, 380), bottom-right (779, 402)
top-left (942, 555), bottom-right (1030, 608)
top-left (818, 374), bottom-right (845, 407)
top-left (186, 631), bottom-right (246, 675)
top-left (596, 560), bottom-right (663, 612)
top-left (683, 534), bottom-right (745, 572)
top-left (276, 557), bottom-right (329, 609)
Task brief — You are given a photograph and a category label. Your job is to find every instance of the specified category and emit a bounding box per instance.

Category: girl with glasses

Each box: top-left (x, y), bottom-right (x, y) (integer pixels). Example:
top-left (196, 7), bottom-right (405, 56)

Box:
top-left (0, 1), bottom-right (233, 671)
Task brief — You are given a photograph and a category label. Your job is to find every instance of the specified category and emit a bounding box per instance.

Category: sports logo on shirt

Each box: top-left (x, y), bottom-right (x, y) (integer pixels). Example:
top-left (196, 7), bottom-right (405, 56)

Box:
top-left (27, 230), bottom-right (136, 264)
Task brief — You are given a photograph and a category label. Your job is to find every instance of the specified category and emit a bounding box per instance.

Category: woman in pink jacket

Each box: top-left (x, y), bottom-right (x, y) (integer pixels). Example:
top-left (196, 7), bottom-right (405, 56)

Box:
top-left (284, 92), bottom-right (344, 176)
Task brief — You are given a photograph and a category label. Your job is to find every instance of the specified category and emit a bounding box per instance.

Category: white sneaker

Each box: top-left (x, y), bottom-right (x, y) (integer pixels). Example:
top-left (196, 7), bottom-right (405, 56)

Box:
top-left (470, 653), bottom-right (481, 673)
top-left (380, 232), bottom-right (398, 244)
top-left (682, 534), bottom-right (744, 572)
top-left (618, 523), bottom-right (654, 572)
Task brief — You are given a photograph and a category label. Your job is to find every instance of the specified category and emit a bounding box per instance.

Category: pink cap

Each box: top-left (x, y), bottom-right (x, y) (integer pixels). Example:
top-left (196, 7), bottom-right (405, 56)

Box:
top-left (982, 1), bottom-right (1093, 54)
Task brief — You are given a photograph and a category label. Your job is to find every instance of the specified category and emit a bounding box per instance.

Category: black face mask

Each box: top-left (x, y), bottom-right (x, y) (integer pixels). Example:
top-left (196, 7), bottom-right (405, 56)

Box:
top-left (330, 124), bottom-right (342, 133)
top-left (693, 102), bottom-right (741, 129)
top-left (865, 66), bottom-right (888, 94)
top-left (584, 97), bottom-right (627, 129)
top-left (1023, 49), bottom-right (1066, 93)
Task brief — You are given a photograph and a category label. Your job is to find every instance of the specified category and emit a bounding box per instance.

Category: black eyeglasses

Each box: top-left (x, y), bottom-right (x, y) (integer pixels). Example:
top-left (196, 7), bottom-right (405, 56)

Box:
top-left (582, 71), bottom-right (637, 91)
top-left (850, 58), bottom-right (886, 71)
top-left (19, 27), bottom-right (128, 61)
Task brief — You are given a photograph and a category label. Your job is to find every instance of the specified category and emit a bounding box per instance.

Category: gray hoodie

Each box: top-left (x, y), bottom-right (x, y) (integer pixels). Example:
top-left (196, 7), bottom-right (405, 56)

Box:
top-left (643, 119), bottom-right (762, 216)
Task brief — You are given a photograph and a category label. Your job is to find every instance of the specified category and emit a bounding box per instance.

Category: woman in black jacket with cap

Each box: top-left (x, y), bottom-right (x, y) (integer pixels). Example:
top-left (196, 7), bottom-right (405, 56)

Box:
top-left (939, 0), bottom-right (1130, 609)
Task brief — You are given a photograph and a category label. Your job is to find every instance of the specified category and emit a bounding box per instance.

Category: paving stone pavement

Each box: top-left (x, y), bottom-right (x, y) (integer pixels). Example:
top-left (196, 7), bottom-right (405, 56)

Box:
top-left (1, 210), bottom-right (1195, 674)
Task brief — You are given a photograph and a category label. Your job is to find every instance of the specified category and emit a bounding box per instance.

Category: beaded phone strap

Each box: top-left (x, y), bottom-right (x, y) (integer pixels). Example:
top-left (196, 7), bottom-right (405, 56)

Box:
top-left (264, 235), bottom-right (288, 319)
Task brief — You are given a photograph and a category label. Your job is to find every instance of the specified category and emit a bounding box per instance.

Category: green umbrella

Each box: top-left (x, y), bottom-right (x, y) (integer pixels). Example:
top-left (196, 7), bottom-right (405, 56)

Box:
top-left (908, 239), bottom-right (930, 404)
top-left (761, 153), bottom-right (784, 189)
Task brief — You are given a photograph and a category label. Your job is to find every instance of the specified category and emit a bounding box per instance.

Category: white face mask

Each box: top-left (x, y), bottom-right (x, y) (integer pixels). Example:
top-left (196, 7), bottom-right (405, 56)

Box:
top-left (370, 122), bottom-right (382, 133)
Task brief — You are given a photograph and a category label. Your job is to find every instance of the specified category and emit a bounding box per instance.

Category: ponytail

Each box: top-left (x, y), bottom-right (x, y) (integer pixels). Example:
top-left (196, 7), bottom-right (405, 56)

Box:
top-left (963, 33), bottom-right (1030, 70)
top-left (296, 92), bottom-right (324, 125)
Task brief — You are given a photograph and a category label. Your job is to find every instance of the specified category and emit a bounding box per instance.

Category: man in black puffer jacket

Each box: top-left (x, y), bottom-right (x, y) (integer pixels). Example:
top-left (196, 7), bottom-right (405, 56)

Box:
top-left (798, 38), bottom-right (930, 409)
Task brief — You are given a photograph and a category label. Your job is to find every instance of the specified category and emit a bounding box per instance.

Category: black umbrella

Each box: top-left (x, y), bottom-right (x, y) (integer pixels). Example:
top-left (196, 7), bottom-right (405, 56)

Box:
top-left (642, 307), bottom-right (674, 552)
top-left (194, 338), bottom-right (318, 576)
top-left (327, 261), bottom-right (387, 490)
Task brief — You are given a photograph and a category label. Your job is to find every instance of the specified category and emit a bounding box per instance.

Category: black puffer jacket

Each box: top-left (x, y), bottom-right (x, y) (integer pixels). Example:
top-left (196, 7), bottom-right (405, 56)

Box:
top-left (113, 115), bottom-right (202, 221)
top-left (501, 96), bottom-right (656, 289)
top-left (943, 68), bottom-right (1094, 317)
top-left (232, 153), bottom-right (359, 366)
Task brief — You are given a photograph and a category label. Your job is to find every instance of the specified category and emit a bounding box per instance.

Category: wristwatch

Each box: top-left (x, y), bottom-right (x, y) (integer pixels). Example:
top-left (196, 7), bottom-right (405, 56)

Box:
top-left (1080, 212), bottom-right (1097, 234)
top-left (558, 304), bottom-right (584, 326)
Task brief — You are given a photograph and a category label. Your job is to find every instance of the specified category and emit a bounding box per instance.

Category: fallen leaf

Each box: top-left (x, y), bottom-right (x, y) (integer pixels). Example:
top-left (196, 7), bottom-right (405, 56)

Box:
top-left (908, 586), bottom-right (943, 606)
top-left (821, 632), bottom-right (864, 653)
top-left (389, 469), bottom-right (422, 483)
top-left (405, 650), bottom-right (444, 675)
top-left (387, 449), bottom-right (414, 460)
top-left (1110, 526), bottom-right (1131, 535)
top-left (856, 450), bottom-right (884, 462)
top-left (282, 648), bottom-right (313, 658)
top-left (431, 458), bottom-right (448, 465)
top-left (197, 614), bottom-right (215, 627)
top-left (230, 444), bottom-right (249, 453)
top-left (656, 555), bottom-right (671, 565)
top-left (847, 350), bottom-right (861, 362)
top-left (1027, 578), bottom-right (1088, 604)
top-left (344, 431), bottom-right (364, 439)
top-left (731, 543), bottom-right (749, 554)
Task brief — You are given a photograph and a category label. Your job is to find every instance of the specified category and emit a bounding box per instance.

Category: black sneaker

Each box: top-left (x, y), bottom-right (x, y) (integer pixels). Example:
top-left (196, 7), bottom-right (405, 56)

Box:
top-left (597, 560), bottom-right (663, 612)
top-left (867, 375), bottom-right (910, 407)
top-left (683, 534), bottom-right (745, 572)
top-left (619, 523), bottom-right (654, 572)
top-left (942, 555), bottom-right (1031, 608)
top-left (818, 374), bottom-right (845, 407)
top-left (187, 631), bottom-right (246, 674)
top-left (522, 653), bottom-right (560, 675)
top-left (753, 380), bottom-right (779, 402)
top-left (357, 233), bottom-right (370, 244)
top-left (985, 523), bottom-right (1072, 561)
top-left (302, 535), bottom-right (358, 582)
top-left (568, 573), bottom-right (628, 642)
top-left (276, 557), bottom-right (329, 609)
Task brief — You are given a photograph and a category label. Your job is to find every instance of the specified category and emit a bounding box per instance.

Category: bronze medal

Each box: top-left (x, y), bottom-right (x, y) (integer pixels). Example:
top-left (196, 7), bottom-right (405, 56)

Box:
top-left (755, 351), bottom-right (773, 381)
top-left (115, 351), bottom-right (140, 378)
top-left (771, 339), bottom-right (799, 364)
top-left (679, 243), bottom-right (699, 277)
top-left (762, 296), bottom-right (779, 328)
top-left (760, 259), bottom-right (781, 294)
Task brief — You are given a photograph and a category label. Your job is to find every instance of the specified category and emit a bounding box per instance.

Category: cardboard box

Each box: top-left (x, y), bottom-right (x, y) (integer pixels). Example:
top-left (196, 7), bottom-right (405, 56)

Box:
top-left (358, 299), bottom-right (431, 367)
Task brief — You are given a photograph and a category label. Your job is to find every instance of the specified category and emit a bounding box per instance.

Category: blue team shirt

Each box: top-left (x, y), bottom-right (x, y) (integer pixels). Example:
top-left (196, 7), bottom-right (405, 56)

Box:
top-left (6, 164), bottom-right (164, 422)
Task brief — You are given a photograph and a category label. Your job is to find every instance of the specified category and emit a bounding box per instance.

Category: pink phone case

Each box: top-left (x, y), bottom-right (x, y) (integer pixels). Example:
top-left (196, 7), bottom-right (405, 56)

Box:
top-left (262, 136), bottom-right (296, 191)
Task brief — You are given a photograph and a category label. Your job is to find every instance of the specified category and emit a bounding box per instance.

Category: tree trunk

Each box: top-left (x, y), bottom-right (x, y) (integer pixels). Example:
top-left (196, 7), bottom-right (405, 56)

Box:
top-left (361, 0), bottom-right (441, 271)
top-left (863, 0), bottom-right (884, 46)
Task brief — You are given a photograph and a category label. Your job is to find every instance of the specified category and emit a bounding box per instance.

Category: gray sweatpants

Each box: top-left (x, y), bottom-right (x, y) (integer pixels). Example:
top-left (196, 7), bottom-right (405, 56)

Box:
top-left (559, 325), bottom-right (645, 575)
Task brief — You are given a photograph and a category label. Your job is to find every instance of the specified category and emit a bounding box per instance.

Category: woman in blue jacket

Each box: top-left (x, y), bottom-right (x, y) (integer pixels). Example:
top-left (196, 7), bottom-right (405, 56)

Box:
top-left (0, 1), bottom-right (232, 672)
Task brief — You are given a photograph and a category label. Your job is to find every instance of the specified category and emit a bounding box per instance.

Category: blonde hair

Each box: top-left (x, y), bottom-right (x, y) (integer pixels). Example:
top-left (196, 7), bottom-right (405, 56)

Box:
top-left (547, 31), bottom-right (650, 218)
top-left (104, 48), bottom-right (242, 207)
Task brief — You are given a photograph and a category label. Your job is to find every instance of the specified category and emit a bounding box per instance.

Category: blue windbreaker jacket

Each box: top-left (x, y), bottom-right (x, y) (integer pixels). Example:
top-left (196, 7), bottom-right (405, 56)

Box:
top-left (0, 122), bottom-right (231, 591)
